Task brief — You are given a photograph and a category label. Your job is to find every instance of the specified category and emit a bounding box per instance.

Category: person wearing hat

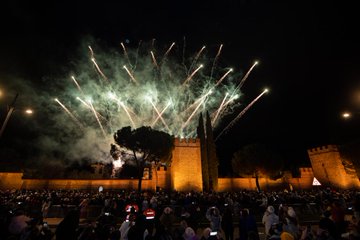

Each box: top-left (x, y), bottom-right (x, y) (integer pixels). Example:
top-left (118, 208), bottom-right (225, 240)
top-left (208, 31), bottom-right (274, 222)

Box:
top-left (160, 207), bottom-right (177, 236)
top-left (281, 207), bottom-right (299, 240)
top-left (262, 206), bottom-right (279, 239)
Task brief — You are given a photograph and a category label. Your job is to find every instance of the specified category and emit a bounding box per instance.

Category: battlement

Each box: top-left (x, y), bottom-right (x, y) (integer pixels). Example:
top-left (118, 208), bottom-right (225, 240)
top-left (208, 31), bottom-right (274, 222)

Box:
top-left (307, 145), bottom-right (338, 155)
top-left (174, 137), bottom-right (200, 147)
top-left (299, 167), bottom-right (313, 173)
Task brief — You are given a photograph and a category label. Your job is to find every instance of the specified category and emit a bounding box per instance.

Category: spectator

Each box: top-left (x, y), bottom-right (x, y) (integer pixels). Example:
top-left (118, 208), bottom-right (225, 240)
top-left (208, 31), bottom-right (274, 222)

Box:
top-left (281, 207), bottom-right (300, 239)
top-left (221, 207), bottom-right (234, 240)
top-left (262, 206), bottom-right (279, 238)
top-left (55, 208), bottom-right (80, 240)
top-left (8, 209), bottom-right (31, 236)
top-left (160, 207), bottom-right (177, 236)
top-left (239, 208), bottom-right (259, 240)
top-left (318, 210), bottom-right (337, 239)
top-left (183, 227), bottom-right (198, 240)
top-left (206, 206), bottom-right (222, 232)
top-left (119, 214), bottom-right (136, 240)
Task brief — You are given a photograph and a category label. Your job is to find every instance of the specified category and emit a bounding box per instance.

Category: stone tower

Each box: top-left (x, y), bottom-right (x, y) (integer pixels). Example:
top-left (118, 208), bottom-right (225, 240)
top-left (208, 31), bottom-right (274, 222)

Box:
top-left (171, 138), bottom-right (203, 191)
top-left (308, 145), bottom-right (360, 188)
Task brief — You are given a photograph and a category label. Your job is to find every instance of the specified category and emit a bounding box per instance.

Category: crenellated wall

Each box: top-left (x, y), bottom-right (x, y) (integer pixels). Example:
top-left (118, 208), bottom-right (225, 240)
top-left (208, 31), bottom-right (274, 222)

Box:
top-left (171, 138), bottom-right (203, 191)
top-left (308, 145), bottom-right (360, 188)
top-left (217, 168), bottom-right (314, 191)
top-left (2, 142), bottom-right (360, 191)
top-left (0, 167), bottom-right (171, 191)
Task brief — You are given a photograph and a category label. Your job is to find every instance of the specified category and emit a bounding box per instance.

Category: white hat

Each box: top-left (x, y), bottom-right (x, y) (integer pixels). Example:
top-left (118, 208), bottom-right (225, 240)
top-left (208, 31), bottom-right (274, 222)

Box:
top-left (287, 207), bottom-right (296, 218)
top-left (267, 206), bottom-right (275, 213)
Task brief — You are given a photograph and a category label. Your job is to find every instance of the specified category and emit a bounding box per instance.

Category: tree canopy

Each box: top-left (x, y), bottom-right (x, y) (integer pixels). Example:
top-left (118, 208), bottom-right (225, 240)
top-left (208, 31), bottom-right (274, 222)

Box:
top-left (111, 126), bottom-right (174, 191)
top-left (231, 143), bottom-right (284, 190)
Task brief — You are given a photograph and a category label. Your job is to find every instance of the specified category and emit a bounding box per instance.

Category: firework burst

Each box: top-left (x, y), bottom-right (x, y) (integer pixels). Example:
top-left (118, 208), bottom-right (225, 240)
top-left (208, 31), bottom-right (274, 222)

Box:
top-left (53, 40), bottom-right (262, 152)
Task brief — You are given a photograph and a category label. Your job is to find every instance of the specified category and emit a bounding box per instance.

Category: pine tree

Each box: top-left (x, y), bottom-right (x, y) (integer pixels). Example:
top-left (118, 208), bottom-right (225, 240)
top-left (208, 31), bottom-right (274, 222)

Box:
top-left (206, 111), bottom-right (219, 191)
top-left (197, 113), bottom-right (209, 191)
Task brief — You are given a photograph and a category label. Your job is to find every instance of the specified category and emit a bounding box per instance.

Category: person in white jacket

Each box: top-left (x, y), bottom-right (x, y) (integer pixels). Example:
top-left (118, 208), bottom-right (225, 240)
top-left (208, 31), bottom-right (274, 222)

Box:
top-left (262, 206), bottom-right (279, 238)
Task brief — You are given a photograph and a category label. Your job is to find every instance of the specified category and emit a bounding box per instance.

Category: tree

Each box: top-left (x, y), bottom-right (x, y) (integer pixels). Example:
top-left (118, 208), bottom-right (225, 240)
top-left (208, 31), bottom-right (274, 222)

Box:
top-left (231, 143), bottom-right (284, 191)
top-left (197, 113), bottom-right (209, 191)
top-left (206, 111), bottom-right (219, 191)
top-left (111, 126), bottom-right (174, 192)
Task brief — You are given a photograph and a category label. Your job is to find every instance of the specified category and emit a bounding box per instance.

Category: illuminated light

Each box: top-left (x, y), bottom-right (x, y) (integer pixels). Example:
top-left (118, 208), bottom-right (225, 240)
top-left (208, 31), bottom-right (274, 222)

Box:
top-left (254, 60), bottom-right (259, 65)
top-left (25, 109), bottom-right (33, 114)
top-left (264, 88), bottom-right (269, 93)
top-left (342, 112), bottom-right (351, 118)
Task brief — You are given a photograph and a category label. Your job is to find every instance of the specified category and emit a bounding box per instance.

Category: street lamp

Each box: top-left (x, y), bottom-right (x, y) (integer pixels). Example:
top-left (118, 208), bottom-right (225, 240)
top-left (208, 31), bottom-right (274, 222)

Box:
top-left (342, 112), bottom-right (351, 119)
top-left (0, 93), bottom-right (33, 138)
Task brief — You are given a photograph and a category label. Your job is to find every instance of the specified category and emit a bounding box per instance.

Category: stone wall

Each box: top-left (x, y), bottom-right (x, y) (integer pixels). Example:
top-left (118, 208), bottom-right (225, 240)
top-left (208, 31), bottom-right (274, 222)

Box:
top-left (218, 168), bottom-right (314, 191)
top-left (3, 142), bottom-right (360, 191)
top-left (308, 145), bottom-right (360, 188)
top-left (171, 138), bottom-right (203, 191)
top-left (0, 172), bottom-right (23, 189)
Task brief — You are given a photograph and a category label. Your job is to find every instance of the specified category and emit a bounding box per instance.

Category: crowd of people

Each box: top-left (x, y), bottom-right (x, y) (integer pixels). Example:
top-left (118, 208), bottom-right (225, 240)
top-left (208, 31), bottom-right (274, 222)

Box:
top-left (1, 188), bottom-right (360, 240)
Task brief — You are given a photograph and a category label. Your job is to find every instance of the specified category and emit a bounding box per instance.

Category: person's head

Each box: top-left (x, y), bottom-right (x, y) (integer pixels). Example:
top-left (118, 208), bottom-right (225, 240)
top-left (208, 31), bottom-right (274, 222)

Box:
top-left (183, 227), bottom-right (196, 240)
top-left (287, 207), bottom-right (296, 219)
top-left (267, 206), bottom-right (275, 214)
top-left (163, 207), bottom-right (172, 215)
top-left (241, 208), bottom-right (249, 217)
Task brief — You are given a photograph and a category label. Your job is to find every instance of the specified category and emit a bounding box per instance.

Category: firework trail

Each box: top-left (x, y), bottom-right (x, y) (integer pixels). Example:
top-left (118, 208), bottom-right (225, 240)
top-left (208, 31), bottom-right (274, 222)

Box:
top-left (183, 64), bottom-right (203, 86)
top-left (212, 93), bottom-right (229, 125)
top-left (151, 102), bottom-right (171, 127)
top-left (88, 45), bottom-right (94, 58)
top-left (215, 68), bottom-right (233, 86)
top-left (210, 44), bottom-right (223, 79)
top-left (215, 88), bottom-right (268, 141)
top-left (54, 98), bottom-right (84, 129)
top-left (89, 101), bottom-right (107, 139)
top-left (149, 100), bottom-right (171, 132)
top-left (123, 65), bottom-right (138, 84)
top-left (235, 61), bottom-right (258, 91)
top-left (121, 42), bottom-right (132, 68)
top-left (150, 51), bottom-right (159, 69)
top-left (76, 97), bottom-right (107, 122)
top-left (162, 42), bottom-right (175, 61)
top-left (189, 46), bottom-right (206, 75)
top-left (91, 58), bottom-right (108, 81)
top-left (71, 76), bottom-right (84, 95)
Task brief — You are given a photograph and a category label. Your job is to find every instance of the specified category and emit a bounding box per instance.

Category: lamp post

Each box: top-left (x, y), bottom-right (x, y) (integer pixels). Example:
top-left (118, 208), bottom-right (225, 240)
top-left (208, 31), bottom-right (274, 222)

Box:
top-left (0, 93), bottom-right (18, 138)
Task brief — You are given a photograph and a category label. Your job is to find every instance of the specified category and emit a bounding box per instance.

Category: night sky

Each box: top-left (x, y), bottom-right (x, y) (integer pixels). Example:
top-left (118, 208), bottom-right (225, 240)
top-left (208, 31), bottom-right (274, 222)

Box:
top-left (1, 1), bottom-right (360, 174)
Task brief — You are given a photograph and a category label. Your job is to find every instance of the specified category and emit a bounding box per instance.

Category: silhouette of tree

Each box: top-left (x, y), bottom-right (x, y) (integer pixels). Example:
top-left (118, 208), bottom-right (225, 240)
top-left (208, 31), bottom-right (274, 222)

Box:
top-left (206, 111), bottom-right (219, 190)
top-left (231, 143), bottom-right (284, 191)
top-left (111, 126), bottom-right (174, 192)
top-left (197, 113), bottom-right (209, 191)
